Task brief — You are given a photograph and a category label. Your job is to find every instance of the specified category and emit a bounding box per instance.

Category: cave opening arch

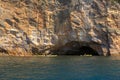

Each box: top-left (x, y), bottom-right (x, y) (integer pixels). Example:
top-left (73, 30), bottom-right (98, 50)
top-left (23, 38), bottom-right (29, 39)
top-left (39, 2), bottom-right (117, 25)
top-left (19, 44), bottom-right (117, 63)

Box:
top-left (57, 41), bottom-right (101, 56)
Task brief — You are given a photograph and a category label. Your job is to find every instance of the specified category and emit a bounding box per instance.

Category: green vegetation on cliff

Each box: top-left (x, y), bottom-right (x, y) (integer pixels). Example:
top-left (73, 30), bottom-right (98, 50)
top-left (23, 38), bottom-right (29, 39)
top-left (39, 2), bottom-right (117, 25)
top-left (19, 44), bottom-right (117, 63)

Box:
top-left (111, 0), bottom-right (120, 3)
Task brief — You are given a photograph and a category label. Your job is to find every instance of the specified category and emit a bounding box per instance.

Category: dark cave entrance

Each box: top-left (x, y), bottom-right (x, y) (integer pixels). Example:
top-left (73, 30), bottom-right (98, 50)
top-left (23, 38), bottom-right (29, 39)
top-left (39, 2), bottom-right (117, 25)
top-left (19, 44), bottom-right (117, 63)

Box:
top-left (57, 42), bottom-right (100, 56)
top-left (78, 46), bottom-right (99, 56)
top-left (64, 46), bottom-right (99, 56)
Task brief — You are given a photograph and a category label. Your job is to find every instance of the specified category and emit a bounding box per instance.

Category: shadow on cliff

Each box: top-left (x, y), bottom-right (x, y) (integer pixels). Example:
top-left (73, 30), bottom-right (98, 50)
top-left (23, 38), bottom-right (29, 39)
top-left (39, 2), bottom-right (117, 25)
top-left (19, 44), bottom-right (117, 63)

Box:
top-left (0, 47), bottom-right (8, 54)
top-left (58, 0), bottom-right (72, 5)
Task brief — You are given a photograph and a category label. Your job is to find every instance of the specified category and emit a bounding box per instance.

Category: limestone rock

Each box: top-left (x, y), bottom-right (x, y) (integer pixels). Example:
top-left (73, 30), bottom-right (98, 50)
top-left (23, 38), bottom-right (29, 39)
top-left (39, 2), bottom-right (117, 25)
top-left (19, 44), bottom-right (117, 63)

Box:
top-left (0, 0), bottom-right (120, 56)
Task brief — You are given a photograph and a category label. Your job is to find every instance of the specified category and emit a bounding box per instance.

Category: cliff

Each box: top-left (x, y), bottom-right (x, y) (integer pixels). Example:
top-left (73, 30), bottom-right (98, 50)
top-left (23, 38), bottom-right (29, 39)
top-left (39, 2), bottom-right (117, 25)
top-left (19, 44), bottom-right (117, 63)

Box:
top-left (0, 0), bottom-right (120, 56)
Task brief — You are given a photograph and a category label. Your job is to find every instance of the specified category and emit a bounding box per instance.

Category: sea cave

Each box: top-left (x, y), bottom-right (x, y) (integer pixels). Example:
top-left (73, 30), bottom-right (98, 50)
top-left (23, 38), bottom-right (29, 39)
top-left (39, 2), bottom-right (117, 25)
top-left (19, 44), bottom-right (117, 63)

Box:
top-left (56, 41), bottom-right (101, 56)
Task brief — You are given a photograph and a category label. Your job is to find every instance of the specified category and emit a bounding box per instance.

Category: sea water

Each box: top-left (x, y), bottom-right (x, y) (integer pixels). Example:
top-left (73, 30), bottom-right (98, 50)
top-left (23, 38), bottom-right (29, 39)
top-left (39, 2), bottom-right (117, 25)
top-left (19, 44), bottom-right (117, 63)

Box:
top-left (0, 56), bottom-right (120, 80)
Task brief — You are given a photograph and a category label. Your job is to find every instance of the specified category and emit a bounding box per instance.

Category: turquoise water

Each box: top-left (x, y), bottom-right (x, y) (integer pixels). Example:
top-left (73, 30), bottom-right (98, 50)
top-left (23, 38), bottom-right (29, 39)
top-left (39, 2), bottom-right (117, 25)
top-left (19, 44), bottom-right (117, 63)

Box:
top-left (0, 56), bottom-right (120, 80)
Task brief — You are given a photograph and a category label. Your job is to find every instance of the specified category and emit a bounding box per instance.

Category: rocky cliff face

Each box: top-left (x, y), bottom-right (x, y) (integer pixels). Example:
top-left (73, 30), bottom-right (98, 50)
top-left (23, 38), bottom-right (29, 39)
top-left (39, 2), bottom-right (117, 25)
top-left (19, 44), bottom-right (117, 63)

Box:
top-left (0, 0), bottom-right (120, 56)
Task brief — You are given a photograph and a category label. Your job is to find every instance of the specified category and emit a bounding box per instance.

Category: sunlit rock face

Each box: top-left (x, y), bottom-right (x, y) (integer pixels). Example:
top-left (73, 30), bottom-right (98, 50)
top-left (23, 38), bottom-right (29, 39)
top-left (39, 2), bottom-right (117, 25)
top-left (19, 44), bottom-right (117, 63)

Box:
top-left (0, 0), bottom-right (119, 56)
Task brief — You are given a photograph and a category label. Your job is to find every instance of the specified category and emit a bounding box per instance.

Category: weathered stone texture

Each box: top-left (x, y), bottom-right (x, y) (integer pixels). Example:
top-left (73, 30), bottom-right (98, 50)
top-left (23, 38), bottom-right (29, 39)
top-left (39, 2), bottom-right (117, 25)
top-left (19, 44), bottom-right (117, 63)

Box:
top-left (0, 0), bottom-right (119, 56)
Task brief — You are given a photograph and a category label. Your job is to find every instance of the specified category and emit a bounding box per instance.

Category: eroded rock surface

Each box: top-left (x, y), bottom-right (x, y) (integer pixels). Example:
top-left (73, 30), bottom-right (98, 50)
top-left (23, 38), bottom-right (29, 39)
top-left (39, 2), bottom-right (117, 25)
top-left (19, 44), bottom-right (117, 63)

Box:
top-left (0, 0), bottom-right (119, 56)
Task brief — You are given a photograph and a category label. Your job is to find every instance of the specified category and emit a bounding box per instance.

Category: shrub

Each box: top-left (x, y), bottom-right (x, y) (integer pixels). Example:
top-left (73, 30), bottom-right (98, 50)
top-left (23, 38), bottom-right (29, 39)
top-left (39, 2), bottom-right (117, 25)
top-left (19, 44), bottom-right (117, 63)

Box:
top-left (111, 0), bottom-right (120, 3)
